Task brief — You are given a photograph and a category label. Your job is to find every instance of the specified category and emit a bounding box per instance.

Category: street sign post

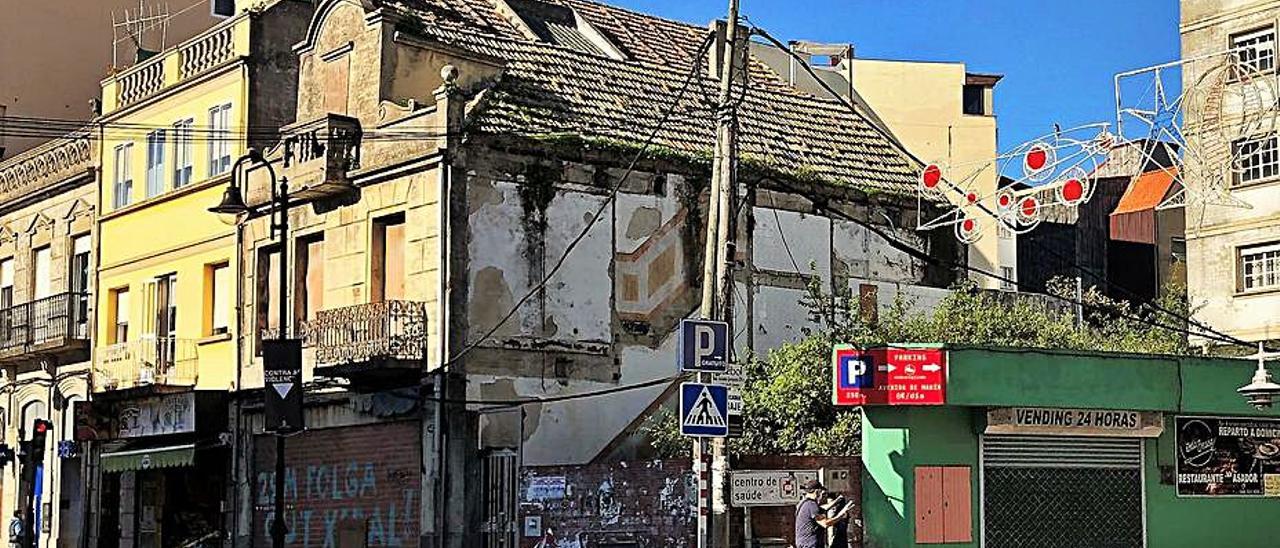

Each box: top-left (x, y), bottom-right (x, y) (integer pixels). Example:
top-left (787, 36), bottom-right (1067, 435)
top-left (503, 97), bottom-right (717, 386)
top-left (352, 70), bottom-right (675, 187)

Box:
top-left (713, 361), bottom-right (745, 436)
top-left (833, 346), bottom-right (947, 406)
top-left (263, 339), bottom-right (304, 433)
top-left (730, 470), bottom-right (819, 507)
top-left (681, 382), bottom-right (730, 437)
top-left (679, 319), bottom-right (729, 373)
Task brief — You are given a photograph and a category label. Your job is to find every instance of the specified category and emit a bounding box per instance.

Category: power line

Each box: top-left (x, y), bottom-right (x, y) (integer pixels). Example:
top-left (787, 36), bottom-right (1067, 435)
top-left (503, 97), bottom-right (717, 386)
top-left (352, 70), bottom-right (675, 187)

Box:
top-left (440, 31), bottom-right (717, 370)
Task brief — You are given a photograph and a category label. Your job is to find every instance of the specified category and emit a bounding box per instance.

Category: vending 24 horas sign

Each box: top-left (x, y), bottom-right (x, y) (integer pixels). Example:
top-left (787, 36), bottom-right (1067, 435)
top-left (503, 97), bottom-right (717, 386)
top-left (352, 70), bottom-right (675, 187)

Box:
top-left (1176, 416), bottom-right (1280, 497)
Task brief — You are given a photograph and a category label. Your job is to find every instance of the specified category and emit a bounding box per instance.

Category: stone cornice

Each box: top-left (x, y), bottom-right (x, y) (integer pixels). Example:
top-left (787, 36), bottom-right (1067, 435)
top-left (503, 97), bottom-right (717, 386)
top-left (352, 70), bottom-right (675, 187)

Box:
top-left (0, 133), bottom-right (95, 212)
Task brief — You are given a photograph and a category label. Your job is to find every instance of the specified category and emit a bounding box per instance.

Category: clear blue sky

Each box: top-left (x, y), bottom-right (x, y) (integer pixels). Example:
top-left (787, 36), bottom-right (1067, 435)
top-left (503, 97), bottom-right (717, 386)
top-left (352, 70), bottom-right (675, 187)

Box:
top-left (610, 0), bottom-right (1180, 153)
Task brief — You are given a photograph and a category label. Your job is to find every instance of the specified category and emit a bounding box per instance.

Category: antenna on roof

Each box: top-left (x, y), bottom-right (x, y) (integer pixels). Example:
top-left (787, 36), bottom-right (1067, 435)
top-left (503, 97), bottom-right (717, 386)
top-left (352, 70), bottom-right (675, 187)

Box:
top-left (111, 0), bottom-right (171, 70)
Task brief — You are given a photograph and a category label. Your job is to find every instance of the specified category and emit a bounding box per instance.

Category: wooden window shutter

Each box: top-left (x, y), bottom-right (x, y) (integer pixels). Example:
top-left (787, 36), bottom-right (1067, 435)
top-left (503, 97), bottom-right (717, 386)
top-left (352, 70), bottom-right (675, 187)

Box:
top-left (915, 466), bottom-right (972, 544)
top-left (141, 279), bottom-right (158, 338)
top-left (914, 466), bottom-right (945, 543)
top-left (942, 466), bottom-right (973, 543)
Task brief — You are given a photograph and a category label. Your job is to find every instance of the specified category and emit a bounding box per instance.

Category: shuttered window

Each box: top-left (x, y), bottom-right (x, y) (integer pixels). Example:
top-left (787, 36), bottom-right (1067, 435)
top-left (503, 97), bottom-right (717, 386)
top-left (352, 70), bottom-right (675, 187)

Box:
top-left (982, 435), bottom-right (1144, 548)
top-left (983, 435), bottom-right (1141, 469)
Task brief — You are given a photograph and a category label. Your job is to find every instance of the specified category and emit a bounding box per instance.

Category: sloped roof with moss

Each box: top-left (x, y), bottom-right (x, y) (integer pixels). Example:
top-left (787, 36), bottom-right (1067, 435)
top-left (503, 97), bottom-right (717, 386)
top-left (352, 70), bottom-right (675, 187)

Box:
top-left (379, 0), bottom-right (922, 195)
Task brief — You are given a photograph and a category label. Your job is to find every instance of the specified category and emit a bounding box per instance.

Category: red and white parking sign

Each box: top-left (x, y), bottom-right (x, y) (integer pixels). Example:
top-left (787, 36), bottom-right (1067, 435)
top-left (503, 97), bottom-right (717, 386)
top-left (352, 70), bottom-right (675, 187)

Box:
top-left (832, 346), bottom-right (947, 406)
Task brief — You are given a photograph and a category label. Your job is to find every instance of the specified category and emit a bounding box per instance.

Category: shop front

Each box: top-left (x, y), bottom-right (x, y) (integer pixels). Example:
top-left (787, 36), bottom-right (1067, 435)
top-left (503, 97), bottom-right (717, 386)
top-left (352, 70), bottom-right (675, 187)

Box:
top-left (81, 391), bottom-right (229, 548)
top-left (855, 346), bottom-right (1280, 548)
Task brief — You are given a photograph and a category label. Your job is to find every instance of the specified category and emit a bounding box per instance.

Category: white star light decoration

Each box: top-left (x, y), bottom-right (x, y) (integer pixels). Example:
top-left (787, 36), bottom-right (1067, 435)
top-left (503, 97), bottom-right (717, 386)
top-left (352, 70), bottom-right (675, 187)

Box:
top-left (1115, 49), bottom-right (1280, 212)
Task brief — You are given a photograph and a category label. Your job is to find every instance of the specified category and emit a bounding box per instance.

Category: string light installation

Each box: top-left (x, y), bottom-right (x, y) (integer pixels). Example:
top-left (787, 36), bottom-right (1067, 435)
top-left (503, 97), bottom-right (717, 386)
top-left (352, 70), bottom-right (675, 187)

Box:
top-left (917, 123), bottom-right (1114, 243)
top-left (1114, 48), bottom-right (1280, 214)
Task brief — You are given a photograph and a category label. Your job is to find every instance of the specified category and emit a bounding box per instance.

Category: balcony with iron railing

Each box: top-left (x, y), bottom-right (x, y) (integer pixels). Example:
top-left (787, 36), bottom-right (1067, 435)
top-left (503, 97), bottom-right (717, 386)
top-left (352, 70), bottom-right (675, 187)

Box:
top-left (307, 301), bottom-right (428, 377)
top-left (94, 336), bottom-right (199, 395)
top-left (0, 292), bottom-right (91, 368)
top-left (101, 15), bottom-right (248, 114)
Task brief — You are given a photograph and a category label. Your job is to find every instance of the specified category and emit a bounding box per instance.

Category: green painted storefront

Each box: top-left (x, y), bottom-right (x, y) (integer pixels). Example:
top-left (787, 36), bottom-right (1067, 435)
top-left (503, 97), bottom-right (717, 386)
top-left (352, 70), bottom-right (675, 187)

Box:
top-left (861, 346), bottom-right (1280, 548)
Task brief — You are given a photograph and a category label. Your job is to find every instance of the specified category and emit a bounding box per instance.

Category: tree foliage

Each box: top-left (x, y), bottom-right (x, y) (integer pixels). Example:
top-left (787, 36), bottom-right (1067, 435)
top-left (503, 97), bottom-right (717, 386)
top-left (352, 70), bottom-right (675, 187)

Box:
top-left (642, 275), bottom-right (1202, 458)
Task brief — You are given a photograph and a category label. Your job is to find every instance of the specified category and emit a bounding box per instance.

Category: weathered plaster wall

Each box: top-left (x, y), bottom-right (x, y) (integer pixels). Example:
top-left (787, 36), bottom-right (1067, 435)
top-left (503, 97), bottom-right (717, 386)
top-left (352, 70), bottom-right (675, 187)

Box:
top-left (462, 145), bottom-right (941, 465)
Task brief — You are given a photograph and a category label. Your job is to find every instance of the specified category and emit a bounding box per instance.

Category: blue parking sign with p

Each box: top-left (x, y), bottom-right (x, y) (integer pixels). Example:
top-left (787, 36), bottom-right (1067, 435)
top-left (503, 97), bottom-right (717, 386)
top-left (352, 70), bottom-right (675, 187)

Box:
top-left (678, 319), bottom-right (728, 373)
top-left (836, 347), bottom-right (873, 389)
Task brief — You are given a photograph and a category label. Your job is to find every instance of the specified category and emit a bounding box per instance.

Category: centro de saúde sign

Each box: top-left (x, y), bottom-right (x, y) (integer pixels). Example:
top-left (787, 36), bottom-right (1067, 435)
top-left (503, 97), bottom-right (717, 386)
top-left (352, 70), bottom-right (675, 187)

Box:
top-left (730, 469), bottom-right (819, 507)
top-left (832, 345), bottom-right (946, 406)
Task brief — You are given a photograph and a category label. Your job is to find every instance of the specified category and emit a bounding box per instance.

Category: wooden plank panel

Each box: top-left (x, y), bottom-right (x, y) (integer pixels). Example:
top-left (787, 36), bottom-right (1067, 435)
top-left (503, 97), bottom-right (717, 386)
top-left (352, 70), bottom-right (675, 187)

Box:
top-left (914, 466), bottom-right (945, 544)
top-left (942, 466), bottom-right (973, 543)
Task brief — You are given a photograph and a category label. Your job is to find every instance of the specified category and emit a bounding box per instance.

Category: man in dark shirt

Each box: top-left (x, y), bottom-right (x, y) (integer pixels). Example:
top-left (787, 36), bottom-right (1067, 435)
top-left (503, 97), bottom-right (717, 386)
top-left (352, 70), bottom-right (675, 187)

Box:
top-left (795, 479), bottom-right (839, 548)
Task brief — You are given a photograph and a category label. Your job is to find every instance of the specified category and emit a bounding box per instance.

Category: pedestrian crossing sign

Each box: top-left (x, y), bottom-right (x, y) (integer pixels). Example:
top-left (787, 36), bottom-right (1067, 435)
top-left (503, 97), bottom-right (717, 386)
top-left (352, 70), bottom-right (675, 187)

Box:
top-left (680, 382), bottom-right (730, 437)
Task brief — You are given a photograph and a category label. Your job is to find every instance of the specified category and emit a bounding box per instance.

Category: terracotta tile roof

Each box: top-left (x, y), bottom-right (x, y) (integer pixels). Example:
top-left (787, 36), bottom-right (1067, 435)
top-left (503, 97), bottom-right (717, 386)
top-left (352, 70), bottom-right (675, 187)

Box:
top-left (382, 0), bottom-right (921, 195)
top-left (1112, 168), bottom-right (1177, 215)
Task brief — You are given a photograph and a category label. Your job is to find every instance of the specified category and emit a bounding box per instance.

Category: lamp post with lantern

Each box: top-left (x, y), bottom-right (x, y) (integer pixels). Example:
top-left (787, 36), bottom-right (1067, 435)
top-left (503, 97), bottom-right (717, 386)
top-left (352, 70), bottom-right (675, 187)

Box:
top-left (208, 148), bottom-right (301, 548)
top-left (1237, 343), bottom-right (1280, 409)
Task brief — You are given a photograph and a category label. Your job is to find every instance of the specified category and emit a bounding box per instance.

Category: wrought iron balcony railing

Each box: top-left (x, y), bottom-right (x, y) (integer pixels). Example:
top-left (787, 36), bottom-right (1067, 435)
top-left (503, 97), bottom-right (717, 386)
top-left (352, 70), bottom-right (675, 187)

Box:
top-left (0, 292), bottom-right (90, 365)
top-left (94, 336), bottom-right (198, 393)
top-left (312, 301), bottom-right (427, 371)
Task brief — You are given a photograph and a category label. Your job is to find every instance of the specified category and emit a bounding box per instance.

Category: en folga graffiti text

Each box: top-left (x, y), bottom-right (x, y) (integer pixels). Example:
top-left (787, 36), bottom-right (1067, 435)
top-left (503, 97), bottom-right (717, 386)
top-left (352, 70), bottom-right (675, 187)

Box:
top-left (256, 460), bottom-right (419, 547)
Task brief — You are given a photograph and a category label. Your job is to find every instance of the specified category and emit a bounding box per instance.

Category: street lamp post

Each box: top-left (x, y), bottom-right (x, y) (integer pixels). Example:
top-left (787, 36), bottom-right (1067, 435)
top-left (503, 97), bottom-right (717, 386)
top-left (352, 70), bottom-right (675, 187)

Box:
top-left (209, 148), bottom-right (293, 548)
top-left (1237, 343), bottom-right (1280, 409)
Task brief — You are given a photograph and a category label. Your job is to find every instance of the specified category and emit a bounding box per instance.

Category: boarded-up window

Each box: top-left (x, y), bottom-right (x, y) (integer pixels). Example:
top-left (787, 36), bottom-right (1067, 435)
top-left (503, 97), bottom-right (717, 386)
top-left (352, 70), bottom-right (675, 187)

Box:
top-left (915, 466), bottom-right (972, 544)
top-left (207, 263), bottom-right (230, 335)
top-left (321, 48), bottom-right (352, 115)
top-left (296, 235), bottom-right (325, 322)
top-left (372, 214), bottom-right (406, 302)
top-left (258, 246), bottom-right (282, 335)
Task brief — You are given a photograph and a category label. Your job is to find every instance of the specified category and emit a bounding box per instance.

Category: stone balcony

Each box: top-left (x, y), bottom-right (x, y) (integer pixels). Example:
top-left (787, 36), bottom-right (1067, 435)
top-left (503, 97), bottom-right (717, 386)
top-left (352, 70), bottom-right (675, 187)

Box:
top-left (309, 300), bottom-right (427, 377)
top-left (0, 292), bottom-right (91, 370)
top-left (101, 16), bottom-right (248, 114)
top-left (94, 336), bottom-right (199, 396)
top-left (247, 114), bottom-right (363, 206)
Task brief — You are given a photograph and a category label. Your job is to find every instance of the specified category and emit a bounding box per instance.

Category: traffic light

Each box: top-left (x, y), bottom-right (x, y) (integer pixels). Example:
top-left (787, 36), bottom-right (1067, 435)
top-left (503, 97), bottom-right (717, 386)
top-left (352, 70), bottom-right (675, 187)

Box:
top-left (29, 419), bottom-right (51, 464)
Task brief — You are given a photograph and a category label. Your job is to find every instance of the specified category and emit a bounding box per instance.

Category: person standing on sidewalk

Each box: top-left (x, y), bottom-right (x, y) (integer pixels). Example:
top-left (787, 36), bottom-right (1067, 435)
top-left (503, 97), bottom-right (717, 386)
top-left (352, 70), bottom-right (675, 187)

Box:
top-left (794, 479), bottom-right (842, 548)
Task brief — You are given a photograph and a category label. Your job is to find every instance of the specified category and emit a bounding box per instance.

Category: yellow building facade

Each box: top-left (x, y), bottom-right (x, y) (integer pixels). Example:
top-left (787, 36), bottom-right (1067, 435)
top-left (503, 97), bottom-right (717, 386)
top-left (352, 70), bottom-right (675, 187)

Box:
top-left (85, 3), bottom-right (312, 546)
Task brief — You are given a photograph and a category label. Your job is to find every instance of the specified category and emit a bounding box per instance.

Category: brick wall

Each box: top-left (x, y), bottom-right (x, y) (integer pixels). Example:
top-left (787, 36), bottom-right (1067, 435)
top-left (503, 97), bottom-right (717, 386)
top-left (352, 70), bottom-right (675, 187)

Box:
top-left (252, 420), bottom-right (421, 547)
top-left (734, 455), bottom-right (862, 547)
top-left (520, 460), bottom-right (694, 547)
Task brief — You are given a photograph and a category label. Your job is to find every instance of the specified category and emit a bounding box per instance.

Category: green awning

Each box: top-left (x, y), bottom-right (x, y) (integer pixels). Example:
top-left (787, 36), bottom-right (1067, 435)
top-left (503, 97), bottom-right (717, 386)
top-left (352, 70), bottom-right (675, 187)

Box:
top-left (101, 443), bottom-right (196, 473)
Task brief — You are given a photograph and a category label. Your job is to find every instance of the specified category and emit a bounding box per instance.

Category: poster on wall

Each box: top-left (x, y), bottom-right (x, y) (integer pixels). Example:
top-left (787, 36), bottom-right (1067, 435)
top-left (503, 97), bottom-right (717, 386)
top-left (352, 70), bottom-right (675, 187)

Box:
top-left (1176, 416), bottom-right (1280, 497)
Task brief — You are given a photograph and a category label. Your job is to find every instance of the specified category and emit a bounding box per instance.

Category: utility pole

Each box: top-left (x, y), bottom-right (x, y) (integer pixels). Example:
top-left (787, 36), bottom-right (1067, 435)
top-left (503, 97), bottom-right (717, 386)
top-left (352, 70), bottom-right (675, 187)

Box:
top-left (697, 1), bottom-right (742, 547)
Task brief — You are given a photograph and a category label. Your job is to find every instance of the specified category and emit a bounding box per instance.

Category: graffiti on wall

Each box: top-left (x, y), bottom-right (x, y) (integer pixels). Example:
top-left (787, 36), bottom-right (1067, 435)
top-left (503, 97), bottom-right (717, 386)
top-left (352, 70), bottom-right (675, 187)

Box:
top-left (520, 460), bottom-right (695, 548)
top-left (253, 421), bottom-right (421, 547)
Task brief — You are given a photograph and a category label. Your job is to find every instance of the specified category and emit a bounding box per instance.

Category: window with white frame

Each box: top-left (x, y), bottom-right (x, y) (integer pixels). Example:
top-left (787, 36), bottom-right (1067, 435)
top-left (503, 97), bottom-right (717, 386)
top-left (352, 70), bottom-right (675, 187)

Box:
top-left (1000, 266), bottom-right (1016, 291)
top-left (1233, 27), bottom-right (1276, 74)
top-left (1234, 135), bottom-right (1279, 185)
top-left (1240, 242), bottom-right (1280, 292)
top-left (113, 143), bottom-right (133, 208)
top-left (208, 103), bottom-right (232, 177)
top-left (173, 118), bottom-right (194, 187)
top-left (145, 129), bottom-right (166, 198)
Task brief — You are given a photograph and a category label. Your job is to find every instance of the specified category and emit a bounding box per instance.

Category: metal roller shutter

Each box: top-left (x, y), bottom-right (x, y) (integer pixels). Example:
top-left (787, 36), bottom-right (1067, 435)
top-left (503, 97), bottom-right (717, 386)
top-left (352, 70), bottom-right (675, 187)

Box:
top-left (982, 435), bottom-right (1144, 548)
top-left (983, 435), bottom-right (1142, 469)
